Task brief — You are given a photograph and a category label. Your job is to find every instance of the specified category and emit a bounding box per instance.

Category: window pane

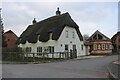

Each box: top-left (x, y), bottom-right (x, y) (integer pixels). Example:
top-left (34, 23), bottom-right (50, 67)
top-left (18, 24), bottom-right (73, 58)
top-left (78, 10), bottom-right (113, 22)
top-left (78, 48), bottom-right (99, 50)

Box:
top-left (93, 35), bottom-right (97, 40)
top-left (81, 45), bottom-right (83, 50)
top-left (65, 45), bottom-right (68, 50)
top-left (66, 31), bottom-right (68, 38)
top-left (109, 44), bottom-right (112, 49)
top-left (26, 47), bottom-right (31, 52)
top-left (93, 44), bottom-right (97, 50)
top-left (98, 34), bottom-right (103, 40)
top-left (72, 32), bottom-right (75, 38)
top-left (51, 47), bottom-right (54, 53)
top-left (105, 44), bottom-right (108, 50)
top-left (73, 45), bottom-right (76, 50)
top-left (37, 47), bottom-right (42, 52)
top-left (102, 44), bottom-right (105, 50)
top-left (48, 46), bottom-right (54, 53)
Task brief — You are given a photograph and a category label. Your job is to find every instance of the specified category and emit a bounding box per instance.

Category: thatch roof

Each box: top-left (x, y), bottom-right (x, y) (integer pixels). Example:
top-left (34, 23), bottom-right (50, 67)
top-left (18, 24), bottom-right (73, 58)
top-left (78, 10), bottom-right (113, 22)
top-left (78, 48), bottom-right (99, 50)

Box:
top-left (18, 12), bottom-right (83, 44)
top-left (111, 31), bottom-right (120, 43)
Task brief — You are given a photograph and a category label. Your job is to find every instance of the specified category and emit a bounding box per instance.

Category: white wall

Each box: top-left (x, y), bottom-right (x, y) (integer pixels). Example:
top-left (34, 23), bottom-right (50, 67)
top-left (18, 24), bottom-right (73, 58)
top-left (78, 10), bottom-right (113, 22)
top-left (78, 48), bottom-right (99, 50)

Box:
top-left (55, 26), bottom-right (86, 56)
top-left (18, 26), bottom-right (87, 57)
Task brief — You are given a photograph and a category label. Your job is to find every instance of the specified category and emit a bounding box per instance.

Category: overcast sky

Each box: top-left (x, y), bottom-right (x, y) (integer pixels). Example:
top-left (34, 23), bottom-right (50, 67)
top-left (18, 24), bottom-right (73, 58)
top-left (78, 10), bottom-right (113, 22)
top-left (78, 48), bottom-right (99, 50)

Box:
top-left (1, 0), bottom-right (119, 38)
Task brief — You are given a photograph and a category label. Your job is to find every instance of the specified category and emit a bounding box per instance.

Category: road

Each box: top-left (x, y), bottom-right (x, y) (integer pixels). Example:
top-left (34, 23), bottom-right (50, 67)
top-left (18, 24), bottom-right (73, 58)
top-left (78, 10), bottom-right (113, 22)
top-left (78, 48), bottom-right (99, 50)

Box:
top-left (2, 55), bottom-right (118, 78)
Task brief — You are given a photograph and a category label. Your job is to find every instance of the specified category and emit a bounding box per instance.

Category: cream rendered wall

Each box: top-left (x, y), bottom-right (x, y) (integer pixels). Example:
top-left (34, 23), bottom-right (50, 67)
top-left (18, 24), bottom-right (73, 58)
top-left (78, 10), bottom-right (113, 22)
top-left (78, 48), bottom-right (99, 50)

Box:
top-left (18, 26), bottom-right (87, 57)
top-left (55, 26), bottom-right (86, 56)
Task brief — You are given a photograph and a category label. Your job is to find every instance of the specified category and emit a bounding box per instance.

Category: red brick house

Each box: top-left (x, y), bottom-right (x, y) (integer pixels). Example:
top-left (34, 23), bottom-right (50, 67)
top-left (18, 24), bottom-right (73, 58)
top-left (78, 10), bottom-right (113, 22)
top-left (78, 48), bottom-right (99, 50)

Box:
top-left (111, 31), bottom-right (120, 53)
top-left (87, 30), bottom-right (112, 55)
top-left (4, 30), bottom-right (18, 48)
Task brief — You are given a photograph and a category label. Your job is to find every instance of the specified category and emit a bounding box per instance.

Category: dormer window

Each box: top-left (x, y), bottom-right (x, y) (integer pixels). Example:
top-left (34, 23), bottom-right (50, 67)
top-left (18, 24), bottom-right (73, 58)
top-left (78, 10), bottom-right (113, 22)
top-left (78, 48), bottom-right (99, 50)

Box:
top-left (37, 35), bottom-right (40, 41)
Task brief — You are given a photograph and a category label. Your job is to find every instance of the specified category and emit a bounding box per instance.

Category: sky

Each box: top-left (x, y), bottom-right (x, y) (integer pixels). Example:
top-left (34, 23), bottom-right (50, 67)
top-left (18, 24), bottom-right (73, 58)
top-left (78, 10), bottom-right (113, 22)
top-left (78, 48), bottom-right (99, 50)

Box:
top-left (1, 0), bottom-right (119, 38)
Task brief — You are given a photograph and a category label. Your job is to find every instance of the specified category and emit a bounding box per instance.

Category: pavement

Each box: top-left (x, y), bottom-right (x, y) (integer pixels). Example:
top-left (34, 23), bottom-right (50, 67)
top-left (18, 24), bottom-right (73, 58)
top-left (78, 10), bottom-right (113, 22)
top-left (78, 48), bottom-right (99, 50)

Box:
top-left (76, 55), bottom-right (104, 60)
top-left (0, 55), bottom-right (104, 64)
top-left (107, 60), bottom-right (120, 80)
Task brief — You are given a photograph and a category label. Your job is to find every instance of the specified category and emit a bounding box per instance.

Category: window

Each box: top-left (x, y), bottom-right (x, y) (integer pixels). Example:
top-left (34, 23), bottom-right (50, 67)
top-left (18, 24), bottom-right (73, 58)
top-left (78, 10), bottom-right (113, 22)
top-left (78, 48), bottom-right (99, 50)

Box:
top-left (66, 30), bottom-right (68, 38)
top-left (119, 38), bottom-right (120, 42)
top-left (93, 44), bottom-right (97, 50)
top-left (37, 47), bottom-right (42, 53)
top-left (48, 46), bottom-right (54, 53)
top-left (105, 44), bottom-right (108, 50)
top-left (65, 45), bottom-right (68, 51)
top-left (72, 31), bottom-right (75, 38)
top-left (109, 44), bottom-right (112, 49)
top-left (61, 44), bottom-right (62, 47)
top-left (93, 35), bottom-right (97, 40)
top-left (98, 44), bottom-right (101, 50)
top-left (93, 34), bottom-right (103, 40)
top-left (119, 46), bottom-right (120, 49)
top-left (73, 45), bottom-right (76, 51)
top-left (81, 45), bottom-right (83, 50)
top-left (102, 44), bottom-right (105, 50)
top-left (98, 34), bottom-right (103, 40)
top-left (26, 47), bottom-right (31, 52)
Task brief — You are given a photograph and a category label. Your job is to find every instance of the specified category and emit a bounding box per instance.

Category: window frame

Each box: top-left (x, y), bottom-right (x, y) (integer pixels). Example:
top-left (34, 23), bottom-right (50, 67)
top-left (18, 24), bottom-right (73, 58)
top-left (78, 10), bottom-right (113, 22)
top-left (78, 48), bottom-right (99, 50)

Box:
top-left (72, 31), bottom-right (75, 38)
top-left (37, 47), bottom-right (42, 53)
top-left (65, 44), bottom-right (68, 51)
top-left (48, 46), bottom-right (54, 53)
top-left (26, 47), bottom-right (32, 53)
top-left (66, 30), bottom-right (69, 38)
top-left (81, 45), bottom-right (83, 50)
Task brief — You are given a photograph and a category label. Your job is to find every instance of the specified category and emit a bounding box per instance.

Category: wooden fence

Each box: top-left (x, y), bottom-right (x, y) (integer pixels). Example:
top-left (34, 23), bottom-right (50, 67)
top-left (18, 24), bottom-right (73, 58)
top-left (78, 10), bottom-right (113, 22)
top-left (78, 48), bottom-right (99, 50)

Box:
top-left (2, 51), bottom-right (77, 62)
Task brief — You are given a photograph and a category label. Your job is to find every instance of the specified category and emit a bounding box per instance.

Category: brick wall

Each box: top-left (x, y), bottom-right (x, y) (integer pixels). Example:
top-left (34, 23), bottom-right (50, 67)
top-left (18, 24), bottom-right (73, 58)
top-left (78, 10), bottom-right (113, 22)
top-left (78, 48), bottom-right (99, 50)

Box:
top-left (4, 31), bottom-right (18, 48)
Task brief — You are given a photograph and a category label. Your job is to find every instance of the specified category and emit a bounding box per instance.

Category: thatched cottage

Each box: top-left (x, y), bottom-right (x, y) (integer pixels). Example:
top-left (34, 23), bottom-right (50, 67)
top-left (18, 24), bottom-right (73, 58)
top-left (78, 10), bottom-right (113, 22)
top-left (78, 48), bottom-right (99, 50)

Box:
top-left (18, 8), bottom-right (87, 58)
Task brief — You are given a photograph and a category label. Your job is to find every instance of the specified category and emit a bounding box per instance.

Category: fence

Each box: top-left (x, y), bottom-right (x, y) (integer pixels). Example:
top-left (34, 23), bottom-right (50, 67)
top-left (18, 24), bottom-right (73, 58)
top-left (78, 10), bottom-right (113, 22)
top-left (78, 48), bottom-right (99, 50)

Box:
top-left (2, 51), bottom-right (77, 62)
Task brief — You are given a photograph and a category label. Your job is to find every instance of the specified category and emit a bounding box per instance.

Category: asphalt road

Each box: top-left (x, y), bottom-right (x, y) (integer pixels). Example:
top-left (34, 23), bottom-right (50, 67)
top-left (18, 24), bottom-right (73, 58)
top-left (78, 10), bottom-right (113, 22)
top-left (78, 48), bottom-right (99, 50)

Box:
top-left (2, 55), bottom-right (118, 78)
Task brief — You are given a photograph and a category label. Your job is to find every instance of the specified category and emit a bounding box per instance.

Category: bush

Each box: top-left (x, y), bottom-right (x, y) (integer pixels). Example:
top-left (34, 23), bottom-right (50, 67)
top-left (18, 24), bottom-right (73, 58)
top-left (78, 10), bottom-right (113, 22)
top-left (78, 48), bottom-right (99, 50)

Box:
top-left (2, 47), bottom-right (24, 61)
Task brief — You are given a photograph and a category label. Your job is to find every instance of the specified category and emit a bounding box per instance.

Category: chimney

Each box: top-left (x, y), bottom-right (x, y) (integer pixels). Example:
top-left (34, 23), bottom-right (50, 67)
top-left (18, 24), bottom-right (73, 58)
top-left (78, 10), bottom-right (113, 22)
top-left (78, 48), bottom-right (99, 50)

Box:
top-left (56, 7), bottom-right (61, 16)
top-left (32, 18), bottom-right (37, 24)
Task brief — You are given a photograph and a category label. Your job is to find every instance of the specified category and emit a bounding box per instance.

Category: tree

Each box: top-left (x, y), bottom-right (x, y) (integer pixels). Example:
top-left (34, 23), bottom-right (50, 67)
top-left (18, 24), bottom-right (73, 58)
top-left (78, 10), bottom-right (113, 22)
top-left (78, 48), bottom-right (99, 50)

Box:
top-left (0, 8), bottom-right (7, 47)
top-left (83, 34), bottom-right (89, 41)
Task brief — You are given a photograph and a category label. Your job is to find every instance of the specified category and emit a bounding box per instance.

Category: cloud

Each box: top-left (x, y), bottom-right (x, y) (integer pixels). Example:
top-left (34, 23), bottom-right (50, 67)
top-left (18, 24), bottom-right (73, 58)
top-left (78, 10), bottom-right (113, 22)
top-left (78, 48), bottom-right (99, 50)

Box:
top-left (2, 0), bottom-right (119, 2)
top-left (67, 2), bottom-right (118, 38)
top-left (2, 2), bottom-right (118, 38)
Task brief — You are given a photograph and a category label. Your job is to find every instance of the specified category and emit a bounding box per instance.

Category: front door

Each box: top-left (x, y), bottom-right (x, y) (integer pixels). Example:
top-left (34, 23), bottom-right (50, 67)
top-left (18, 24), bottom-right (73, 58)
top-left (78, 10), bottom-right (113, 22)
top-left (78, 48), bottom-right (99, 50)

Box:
top-left (73, 45), bottom-right (77, 58)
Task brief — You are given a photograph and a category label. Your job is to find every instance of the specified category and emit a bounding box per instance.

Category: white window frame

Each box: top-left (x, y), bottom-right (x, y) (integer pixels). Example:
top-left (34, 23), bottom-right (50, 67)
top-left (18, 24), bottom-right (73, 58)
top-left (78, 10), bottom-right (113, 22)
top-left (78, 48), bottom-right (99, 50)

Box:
top-left (66, 30), bottom-right (68, 38)
top-left (93, 44), bottom-right (97, 50)
top-left (37, 47), bottom-right (42, 53)
top-left (72, 31), bottom-right (75, 38)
